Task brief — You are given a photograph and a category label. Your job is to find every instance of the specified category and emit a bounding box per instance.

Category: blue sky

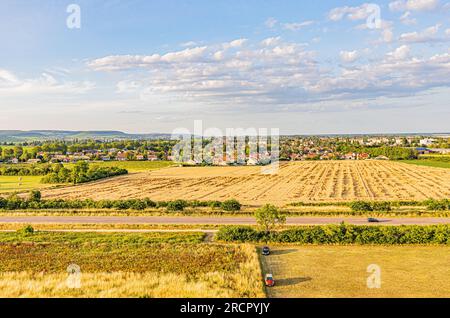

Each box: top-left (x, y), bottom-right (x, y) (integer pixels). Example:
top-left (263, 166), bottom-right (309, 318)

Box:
top-left (0, 0), bottom-right (449, 134)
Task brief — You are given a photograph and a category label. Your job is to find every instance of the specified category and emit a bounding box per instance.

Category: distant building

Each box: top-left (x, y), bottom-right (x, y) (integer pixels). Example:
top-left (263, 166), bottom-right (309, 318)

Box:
top-left (116, 152), bottom-right (128, 161)
top-left (419, 138), bottom-right (435, 146)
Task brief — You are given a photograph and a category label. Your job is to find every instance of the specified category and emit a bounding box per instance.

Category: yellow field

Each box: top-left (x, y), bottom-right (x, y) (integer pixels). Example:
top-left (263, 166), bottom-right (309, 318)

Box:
top-left (261, 245), bottom-right (450, 298)
top-left (42, 161), bottom-right (450, 205)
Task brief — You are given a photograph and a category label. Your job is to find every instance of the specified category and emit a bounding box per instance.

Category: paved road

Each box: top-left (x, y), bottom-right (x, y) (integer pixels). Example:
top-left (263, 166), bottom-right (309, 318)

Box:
top-left (0, 216), bottom-right (449, 225)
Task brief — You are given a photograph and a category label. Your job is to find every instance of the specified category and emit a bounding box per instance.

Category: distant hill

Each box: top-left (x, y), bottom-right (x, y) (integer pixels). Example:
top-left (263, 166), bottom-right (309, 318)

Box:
top-left (0, 130), bottom-right (172, 142)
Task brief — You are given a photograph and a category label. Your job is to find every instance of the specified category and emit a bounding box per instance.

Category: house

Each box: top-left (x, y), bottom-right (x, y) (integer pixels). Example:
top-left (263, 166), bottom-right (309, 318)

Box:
top-left (11, 158), bottom-right (19, 164)
top-left (374, 155), bottom-right (390, 160)
top-left (357, 153), bottom-right (370, 160)
top-left (27, 159), bottom-right (42, 164)
top-left (419, 138), bottom-right (435, 146)
top-left (431, 148), bottom-right (450, 154)
top-left (343, 153), bottom-right (356, 160)
top-left (415, 147), bottom-right (431, 155)
top-left (136, 154), bottom-right (145, 161)
top-left (116, 152), bottom-right (128, 161)
top-left (101, 156), bottom-right (111, 161)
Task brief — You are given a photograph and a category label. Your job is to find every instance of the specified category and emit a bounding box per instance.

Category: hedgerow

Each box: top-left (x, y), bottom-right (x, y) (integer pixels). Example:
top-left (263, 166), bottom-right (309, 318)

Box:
top-left (0, 193), bottom-right (241, 212)
top-left (215, 224), bottom-right (450, 244)
top-left (349, 201), bottom-right (392, 212)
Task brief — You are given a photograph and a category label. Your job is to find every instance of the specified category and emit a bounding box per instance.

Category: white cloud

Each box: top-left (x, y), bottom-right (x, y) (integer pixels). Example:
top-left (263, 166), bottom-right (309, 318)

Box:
top-left (446, 28), bottom-right (450, 36)
top-left (265, 17), bottom-right (277, 28)
top-left (399, 11), bottom-right (417, 25)
top-left (88, 38), bottom-right (450, 111)
top-left (226, 38), bottom-right (248, 48)
top-left (386, 45), bottom-right (411, 60)
top-left (282, 20), bottom-right (314, 31)
top-left (399, 24), bottom-right (442, 42)
top-left (389, 0), bottom-right (440, 11)
top-left (180, 41), bottom-right (198, 47)
top-left (0, 69), bottom-right (94, 96)
top-left (261, 37), bottom-right (281, 46)
top-left (340, 50), bottom-right (360, 62)
top-left (328, 3), bottom-right (374, 21)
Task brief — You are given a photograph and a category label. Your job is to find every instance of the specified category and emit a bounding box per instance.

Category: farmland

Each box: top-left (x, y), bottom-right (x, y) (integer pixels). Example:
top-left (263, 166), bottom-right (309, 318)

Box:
top-left (87, 160), bottom-right (174, 172)
top-left (0, 231), bottom-right (264, 298)
top-left (43, 161), bottom-right (450, 205)
top-left (261, 245), bottom-right (450, 298)
top-left (0, 176), bottom-right (53, 193)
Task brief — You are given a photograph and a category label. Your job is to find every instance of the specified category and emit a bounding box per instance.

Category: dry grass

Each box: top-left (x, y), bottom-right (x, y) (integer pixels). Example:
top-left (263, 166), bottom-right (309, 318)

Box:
top-left (261, 245), bottom-right (450, 298)
top-left (0, 232), bottom-right (264, 298)
top-left (43, 161), bottom-right (450, 205)
top-left (0, 263), bottom-right (264, 298)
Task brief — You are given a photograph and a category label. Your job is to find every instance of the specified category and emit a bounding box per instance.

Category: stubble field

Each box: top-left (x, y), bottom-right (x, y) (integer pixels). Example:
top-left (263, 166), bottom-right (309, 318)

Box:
top-left (42, 161), bottom-right (450, 205)
top-left (261, 245), bottom-right (450, 298)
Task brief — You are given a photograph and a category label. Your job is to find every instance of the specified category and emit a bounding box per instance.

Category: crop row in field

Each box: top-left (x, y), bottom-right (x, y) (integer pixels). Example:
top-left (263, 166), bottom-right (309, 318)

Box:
top-left (43, 161), bottom-right (450, 205)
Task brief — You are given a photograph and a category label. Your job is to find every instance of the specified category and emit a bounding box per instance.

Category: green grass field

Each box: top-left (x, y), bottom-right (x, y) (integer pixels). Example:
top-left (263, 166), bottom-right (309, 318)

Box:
top-left (0, 175), bottom-right (52, 193)
top-left (77, 160), bottom-right (174, 172)
top-left (261, 245), bottom-right (450, 298)
top-left (402, 160), bottom-right (450, 169)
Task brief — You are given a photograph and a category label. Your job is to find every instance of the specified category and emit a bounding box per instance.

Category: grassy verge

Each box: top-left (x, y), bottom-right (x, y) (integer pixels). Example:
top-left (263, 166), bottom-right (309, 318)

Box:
top-left (0, 230), bottom-right (206, 244)
top-left (0, 223), bottom-right (221, 231)
top-left (260, 245), bottom-right (450, 297)
top-left (1, 206), bottom-right (449, 217)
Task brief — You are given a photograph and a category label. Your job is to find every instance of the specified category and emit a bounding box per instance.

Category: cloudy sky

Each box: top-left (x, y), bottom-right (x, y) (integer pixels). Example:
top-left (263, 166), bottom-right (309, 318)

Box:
top-left (0, 0), bottom-right (449, 134)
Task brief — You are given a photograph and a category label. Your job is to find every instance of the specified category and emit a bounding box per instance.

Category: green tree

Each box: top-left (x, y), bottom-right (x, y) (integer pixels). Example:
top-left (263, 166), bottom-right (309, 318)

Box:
top-left (254, 204), bottom-right (286, 235)
top-left (29, 190), bottom-right (41, 202)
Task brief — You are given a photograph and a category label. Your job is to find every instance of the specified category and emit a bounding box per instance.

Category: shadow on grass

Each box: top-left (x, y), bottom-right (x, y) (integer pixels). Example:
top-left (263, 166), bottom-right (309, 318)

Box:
top-left (275, 277), bottom-right (312, 287)
top-left (270, 249), bottom-right (297, 255)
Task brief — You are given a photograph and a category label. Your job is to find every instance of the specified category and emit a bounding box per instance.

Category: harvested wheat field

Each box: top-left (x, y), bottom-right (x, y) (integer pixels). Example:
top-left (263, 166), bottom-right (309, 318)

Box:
top-left (43, 161), bottom-right (450, 205)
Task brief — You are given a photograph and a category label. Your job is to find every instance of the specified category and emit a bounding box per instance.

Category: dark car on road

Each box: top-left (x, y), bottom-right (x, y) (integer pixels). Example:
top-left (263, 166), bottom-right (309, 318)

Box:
top-left (368, 217), bottom-right (380, 223)
top-left (262, 246), bottom-right (270, 256)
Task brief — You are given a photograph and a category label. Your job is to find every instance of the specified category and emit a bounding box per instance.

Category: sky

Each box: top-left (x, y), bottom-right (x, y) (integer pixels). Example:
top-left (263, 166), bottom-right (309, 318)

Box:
top-left (0, 0), bottom-right (449, 135)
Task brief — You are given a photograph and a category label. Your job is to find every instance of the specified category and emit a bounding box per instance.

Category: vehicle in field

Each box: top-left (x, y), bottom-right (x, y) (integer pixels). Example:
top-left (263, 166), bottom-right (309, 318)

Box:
top-left (265, 274), bottom-right (275, 287)
top-left (262, 246), bottom-right (270, 256)
top-left (368, 217), bottom-right (380, 223)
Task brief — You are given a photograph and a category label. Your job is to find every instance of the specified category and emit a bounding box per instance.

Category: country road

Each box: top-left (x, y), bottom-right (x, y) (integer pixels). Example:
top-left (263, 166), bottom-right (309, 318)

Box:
top-left (0, 216), bottom-right (450, 225)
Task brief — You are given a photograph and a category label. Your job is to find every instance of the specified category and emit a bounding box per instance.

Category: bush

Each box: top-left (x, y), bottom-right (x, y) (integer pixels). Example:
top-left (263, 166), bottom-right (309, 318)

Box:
top-left (167, 200), bottom-right (188, 211)
top-left (221, 199), bottom-right (241, 212)
top-left (215, 224), bottom-right (450, 245)
top-left (372, 201), bottom-right (392, 211)
top-left (18, 225), bottom-right (35, 235)
top-left (216, 226), bottom-right (259, 242)
top-left (349, 201), bottom-right (391, 212)
top-left (29, 190), bottom-right (41, 202)
top-left (349, 201), bottom-right (373, 212)
top-left (425, 199), bottom-right (450, 211)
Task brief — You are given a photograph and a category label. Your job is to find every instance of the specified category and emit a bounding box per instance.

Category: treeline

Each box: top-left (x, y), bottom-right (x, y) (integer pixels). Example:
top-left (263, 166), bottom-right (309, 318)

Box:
top-left (0, 162), bottom-right (127, 184)
top-left (363, 146), bottom-right (418, 160)
top-left (335, 145), bottom-right (418, 160)
top-left (216, 224), bottom-right (450, 244)
top-left (0, 194), bottom-right (242, 211)
top-left (0, 164), bottom-right (55, 176)
top-left (41, 162), bottom-right (127, 184)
